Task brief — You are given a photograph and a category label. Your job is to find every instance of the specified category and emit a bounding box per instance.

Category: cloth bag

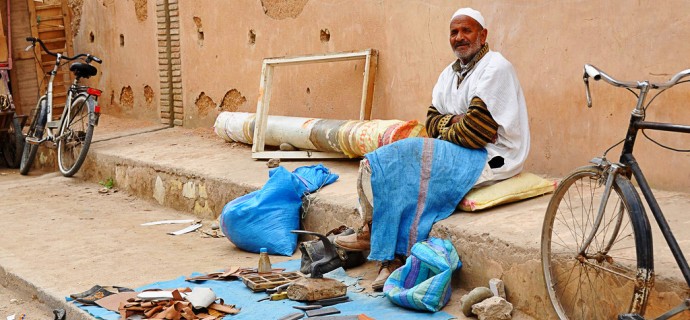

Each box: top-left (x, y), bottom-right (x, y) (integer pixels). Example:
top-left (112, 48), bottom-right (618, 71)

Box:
top-left (383, 238), bottom-right (461, 312)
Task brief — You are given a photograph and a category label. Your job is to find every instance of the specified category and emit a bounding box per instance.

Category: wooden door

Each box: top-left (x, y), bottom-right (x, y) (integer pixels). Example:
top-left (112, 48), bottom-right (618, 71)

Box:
top-left (26, 0), bottom-right (73, 119)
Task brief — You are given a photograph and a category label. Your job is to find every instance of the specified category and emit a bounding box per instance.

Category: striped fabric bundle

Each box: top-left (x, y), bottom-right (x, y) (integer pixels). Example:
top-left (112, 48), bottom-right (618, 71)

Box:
top-left (383, 238), bottom-right (461, 312)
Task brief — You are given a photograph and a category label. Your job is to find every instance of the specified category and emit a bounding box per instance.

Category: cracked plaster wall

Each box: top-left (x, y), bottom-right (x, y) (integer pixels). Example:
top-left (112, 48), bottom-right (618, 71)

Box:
top-left (71, 1), bottom-right (690, 190)
top-left (70, 0), bottom-right (160, 122)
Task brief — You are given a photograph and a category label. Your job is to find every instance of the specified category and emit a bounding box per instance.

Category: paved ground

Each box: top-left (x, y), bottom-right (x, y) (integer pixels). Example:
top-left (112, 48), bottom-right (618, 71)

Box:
top-left (0, 280), bottom-right (56, 320)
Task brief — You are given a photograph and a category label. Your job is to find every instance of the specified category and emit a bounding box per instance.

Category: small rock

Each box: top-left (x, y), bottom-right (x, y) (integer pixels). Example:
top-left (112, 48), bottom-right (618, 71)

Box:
top-left (279, 143), bottom-right (297, 151)
top-left (9, 298), bottom-right (19, 304)
top-left (489, 278), bottom-right (506, 299)
top-left (460, 287), bottom-right (493, 316)
top-left (471, 296), bottom-right (513, 320)
top-left (266, 158), bottom-right (280, 168)
top-left (210, 222), bottom-right (219, 230)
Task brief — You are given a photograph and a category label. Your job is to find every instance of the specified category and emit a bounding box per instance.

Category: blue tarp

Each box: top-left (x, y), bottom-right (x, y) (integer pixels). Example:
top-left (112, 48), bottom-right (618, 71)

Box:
top-left (72, 260), bottom-right (455, 320)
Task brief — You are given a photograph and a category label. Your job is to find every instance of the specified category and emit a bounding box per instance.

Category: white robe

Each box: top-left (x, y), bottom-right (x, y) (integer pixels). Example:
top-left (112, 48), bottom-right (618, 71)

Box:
top-left (431, 51), bottom-right (530, 181)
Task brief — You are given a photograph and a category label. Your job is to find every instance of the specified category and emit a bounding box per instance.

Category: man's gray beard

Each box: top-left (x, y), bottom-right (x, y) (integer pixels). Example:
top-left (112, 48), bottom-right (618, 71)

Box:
top-left (454, 39), bottom-right (482, 62)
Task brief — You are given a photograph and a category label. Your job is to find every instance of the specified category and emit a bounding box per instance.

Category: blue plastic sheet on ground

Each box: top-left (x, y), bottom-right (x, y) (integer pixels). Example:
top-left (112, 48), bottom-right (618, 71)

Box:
top-left (71, 260), bottom-right (455, 320)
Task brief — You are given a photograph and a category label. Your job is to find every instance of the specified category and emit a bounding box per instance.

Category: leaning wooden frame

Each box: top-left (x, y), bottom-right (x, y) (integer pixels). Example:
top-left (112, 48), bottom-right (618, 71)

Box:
top-left (252, 49), bottom-right (378, 159)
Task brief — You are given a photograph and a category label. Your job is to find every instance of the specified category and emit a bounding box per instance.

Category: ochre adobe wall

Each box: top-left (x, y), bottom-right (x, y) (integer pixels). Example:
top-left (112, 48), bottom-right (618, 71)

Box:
top-left (70, 0), bottom-right (690, 191)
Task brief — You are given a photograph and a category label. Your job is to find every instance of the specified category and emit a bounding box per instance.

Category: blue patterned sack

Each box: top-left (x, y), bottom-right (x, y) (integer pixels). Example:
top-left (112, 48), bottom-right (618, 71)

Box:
top-left (383, 237), bottom-right (461, 312)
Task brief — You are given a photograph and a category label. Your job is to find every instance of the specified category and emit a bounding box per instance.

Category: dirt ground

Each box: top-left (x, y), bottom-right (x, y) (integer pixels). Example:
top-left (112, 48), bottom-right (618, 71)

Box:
top-left (0, 282), bottom-right (56, 320)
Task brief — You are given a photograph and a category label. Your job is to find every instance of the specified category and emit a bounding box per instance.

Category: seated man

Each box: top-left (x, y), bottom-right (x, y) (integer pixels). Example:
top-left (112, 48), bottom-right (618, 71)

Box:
top-left (335, 7), bottom-right (530, 290)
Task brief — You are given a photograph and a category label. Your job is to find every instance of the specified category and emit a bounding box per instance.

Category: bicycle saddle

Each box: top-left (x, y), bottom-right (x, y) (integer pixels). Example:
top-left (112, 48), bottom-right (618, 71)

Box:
top-left (70, 62), bottom-right (97, 78)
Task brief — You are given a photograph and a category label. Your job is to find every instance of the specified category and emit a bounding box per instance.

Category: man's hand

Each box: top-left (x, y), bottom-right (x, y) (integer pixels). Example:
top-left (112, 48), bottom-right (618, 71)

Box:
top-left (449, 114), bottom-right (465, 125)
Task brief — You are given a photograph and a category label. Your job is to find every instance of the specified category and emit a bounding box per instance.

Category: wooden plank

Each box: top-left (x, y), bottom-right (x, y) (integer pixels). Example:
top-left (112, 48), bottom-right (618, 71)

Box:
top-left (35, 6), bottom-right (62, 16)
top-left (359, 49), bottom-right (378, 120)
top-left (9, 0), bottom-right (36, 115)
top-left (252, 151), bottom-right (350, 160)
top-left (264, 49), bottom-right (373, 66)
top-left (33, 14), bottom-right (61, 22)
top-left (37, 25), bottom-right (65, 32)
top-left (61, 0), bottom-right (73, 58)
top-left (27, 0), bottom-right (45, 96)
top-left (35, 3), bottom-right (61, 10)
top-left (37, 30), bottom-right (66, 40)
top-left (252, 62), bottom-right (273, 153)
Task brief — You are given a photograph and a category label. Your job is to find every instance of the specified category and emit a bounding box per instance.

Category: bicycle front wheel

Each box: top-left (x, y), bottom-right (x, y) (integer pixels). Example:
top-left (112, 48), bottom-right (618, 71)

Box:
top-left (57, 95), bottom-right (94, 177)
top-left (19, 101), bottom-right (47, 175)
top-left (541, 165), bottom-right (653, 319)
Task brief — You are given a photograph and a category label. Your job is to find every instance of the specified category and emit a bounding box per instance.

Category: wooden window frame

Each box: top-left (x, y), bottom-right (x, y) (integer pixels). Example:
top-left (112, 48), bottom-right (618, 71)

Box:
top-left (252, 49), bottom-right (378, 159)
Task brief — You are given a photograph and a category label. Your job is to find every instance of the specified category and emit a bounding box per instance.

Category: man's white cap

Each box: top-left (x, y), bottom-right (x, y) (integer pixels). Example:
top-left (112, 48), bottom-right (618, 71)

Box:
top-left (450, 7), bottom-right (485, 29)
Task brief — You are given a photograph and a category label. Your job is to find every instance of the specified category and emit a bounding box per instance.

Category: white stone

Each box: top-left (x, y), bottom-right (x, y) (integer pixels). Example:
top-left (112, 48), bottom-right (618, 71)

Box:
top-left (182, 181), bottom-right (196, 199)
top-left (472, 296), bottom-right (513, 320)
top-left (153, 175), bottom-right (165, 204)
top-left (489, 278), bottom-right (506, 299)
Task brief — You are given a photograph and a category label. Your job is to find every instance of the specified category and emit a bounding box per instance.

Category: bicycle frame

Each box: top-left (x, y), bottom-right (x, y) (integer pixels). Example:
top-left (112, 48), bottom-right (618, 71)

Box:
top-left (620, 111), bottom-right (690, 287)
top-left (42, 52), bottom-right (73, 142)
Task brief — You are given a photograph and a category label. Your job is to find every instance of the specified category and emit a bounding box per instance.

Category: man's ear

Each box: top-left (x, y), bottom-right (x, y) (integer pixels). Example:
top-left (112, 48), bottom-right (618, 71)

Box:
top-left (480, 28), bottom-right (488, 45)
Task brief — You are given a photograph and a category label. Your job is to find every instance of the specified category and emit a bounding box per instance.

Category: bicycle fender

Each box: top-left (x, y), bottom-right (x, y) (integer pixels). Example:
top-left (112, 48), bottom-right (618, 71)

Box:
top-left (82, 94), bottom-right (99, 126)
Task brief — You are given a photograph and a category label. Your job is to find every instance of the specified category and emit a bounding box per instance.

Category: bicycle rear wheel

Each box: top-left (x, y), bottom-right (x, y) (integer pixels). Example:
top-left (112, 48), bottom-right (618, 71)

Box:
top-left (541, 165), bottom-right (653, 319)
top-left (19, 101), bottom-right (47, 175)
top-left (57, 95), bottom-right (94, 177)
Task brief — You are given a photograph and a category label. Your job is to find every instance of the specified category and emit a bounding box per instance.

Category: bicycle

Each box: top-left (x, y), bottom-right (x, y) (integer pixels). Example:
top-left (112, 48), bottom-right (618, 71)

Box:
top-left (19, 37), bottom-right (103, 177)
top-left (541, 64), bottom-right (690, 320)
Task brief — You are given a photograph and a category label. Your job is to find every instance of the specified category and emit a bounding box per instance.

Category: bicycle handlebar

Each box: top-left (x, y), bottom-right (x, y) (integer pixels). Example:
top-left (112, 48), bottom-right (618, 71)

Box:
top-left (584, 64), bottom-right (690, 90)
top-left (583, 64), bottom-right (690, 109)
top-left (26, 37), bottom-right (102, 64)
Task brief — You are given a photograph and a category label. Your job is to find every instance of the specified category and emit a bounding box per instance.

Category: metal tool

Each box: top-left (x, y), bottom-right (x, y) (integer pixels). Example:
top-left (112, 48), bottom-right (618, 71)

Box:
top-left (291, 230), bottom-right (342, 278)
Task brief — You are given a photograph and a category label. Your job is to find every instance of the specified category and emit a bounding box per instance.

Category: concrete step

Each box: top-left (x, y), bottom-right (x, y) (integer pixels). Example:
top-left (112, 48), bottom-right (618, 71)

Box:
top-left (26, 116), bottom-right (690, 319)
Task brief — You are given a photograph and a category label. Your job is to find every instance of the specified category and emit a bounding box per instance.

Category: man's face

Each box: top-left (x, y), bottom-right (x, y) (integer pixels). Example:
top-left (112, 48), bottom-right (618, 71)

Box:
top-left (449, 15), bottom-right (487, 63)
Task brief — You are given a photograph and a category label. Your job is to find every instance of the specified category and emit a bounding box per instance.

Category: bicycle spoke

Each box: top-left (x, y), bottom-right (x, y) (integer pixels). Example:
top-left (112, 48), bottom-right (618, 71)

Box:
top-left (581, 259), bottom-right (636, 281)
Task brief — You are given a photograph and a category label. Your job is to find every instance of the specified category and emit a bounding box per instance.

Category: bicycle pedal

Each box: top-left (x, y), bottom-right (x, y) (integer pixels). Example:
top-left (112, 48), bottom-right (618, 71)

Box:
top-left (26, 137), bottom-right (45, 145)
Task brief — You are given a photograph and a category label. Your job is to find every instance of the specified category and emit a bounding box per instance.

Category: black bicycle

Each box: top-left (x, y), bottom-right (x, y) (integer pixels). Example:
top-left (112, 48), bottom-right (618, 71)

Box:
top-left (541, 64), bottom-right (690, 319)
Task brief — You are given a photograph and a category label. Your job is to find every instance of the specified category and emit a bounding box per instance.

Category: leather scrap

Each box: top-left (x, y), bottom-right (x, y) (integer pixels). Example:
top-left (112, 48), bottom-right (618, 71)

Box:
top-left (186, 266), bottom-right (256, 282)
top-left (118, 288), bottom-right (239, 320)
